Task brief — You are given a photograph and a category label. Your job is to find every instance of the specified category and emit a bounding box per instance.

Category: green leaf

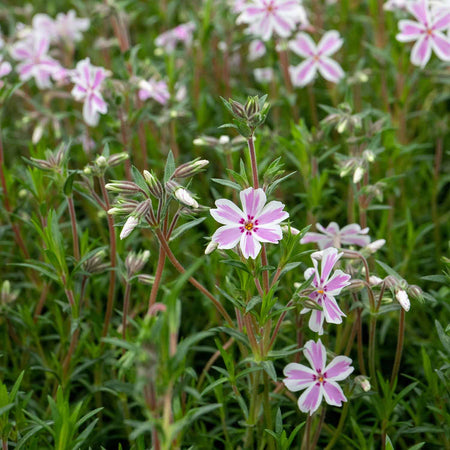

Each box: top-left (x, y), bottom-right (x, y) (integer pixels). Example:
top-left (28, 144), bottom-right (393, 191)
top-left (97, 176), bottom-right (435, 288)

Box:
top-left (212, 178), bottom-right (242, 191)
top-left (63, 173), bottom-right (77, 196)
top-left (169, 217), bottom-right (206, 242)
top-left (131, 165), bottom-right (150, 195)
top-left (385, 435), bottom-right (394, 450)
top-left (219, 259), bottom-right (251, 274)
top-left (164, 150), bottom-right (176, 183)
top-left (435, 320), bottom-right (450, 355)
top-left (261, 360), bottom-right (277, 383)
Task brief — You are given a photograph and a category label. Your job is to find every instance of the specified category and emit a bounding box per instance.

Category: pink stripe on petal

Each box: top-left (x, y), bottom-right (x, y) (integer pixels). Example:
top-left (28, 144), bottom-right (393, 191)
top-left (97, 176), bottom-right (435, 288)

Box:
top-left (341, 235), bottom-right (371, 247)
top-left (322, 381), bottom-right (346, 407)
top-left (283, 363), bottom-right (316, 391)
top-left (211, 199), bottom-right (245, 225)
top-left (289, 33), bottom-right (316, 57)
top-left (83, 98), bottom-right (99, 126)
top-left (325, 270), bottom-right (351, 293)
top-left (212, 225), bottom-right (242, 249)
top-left (253, 225), bottom-right (282, 243)
top-left (397, 20), bottom-right (426, 41)
top-left (272, 12), bottom-right (293, 38)
top-left (317, 30), bottom-right (343, 56)
top-left (240, 232), bottom-right (261, 259)
top-left (256, 200), bottom-right (288, 225)
top-left (304, 339), bottom-right (326, 372)
top-left (300, 232), bottom-right (330, 245)
top-left (411, 35), bottom-right (432, 66)
top-left (297, 383), bottom-right (323, 414)
top-left (431, 32), bottom-right (450, 61)
top-left (432, 12), bottom-right (450, 31)
top-left (240, 188), bottom-right (266, 218)
top-left (324, 222), bottom-right (340, 234)
top-left (92, 69), bottom-right (105, 89)
top-left (91, 93), bottom-right (107, 113)
top-left (324, 356), bottom-right (354, 381)
top-left (317, 56), bottom-right (344, 83)
top-left (290, 59), bottom-right (317, 87)
top-left (320, 248), bottom-right (340, 282)
top-left (340, 224), bottom-right (365, 234)
top-left (322, 295), bottom-right (345, 324)
top-left (408, 0), bottom-right (430, 26)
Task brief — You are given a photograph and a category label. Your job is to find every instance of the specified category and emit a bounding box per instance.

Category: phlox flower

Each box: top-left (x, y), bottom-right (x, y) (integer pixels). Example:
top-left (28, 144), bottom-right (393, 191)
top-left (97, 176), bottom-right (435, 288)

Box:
top-left (10, 35), bottom-right (63, 89)
top-left (155, 22), bottom-right (195, 53)
top-left (138, 77), bottom-right (170, 105)
top-left (237, 0), bottom-right (308, 41)
top-left (254, 67), bottom-right (274, 82)
top-left (71, 58), bottom-right (109, 127)
top-left (300, 222), bottom-right (370, 249)
top-left (210, 187), bottom-right (289, 259)
top-left (301, 247), bottom-right (351, 335)
top-left (248, 39), bottom-right (267, 61)
top-left (396, 0), bottom-right (450, 67)
top-left (289, 30), bottom-right (344, 86)
top-left (283, 339), bottom-right (354, 415)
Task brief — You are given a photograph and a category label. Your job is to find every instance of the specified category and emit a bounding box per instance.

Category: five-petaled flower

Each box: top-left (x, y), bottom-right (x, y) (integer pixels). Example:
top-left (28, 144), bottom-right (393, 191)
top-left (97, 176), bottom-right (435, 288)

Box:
top-left (10, 35), bottom-right (63, 89)
top-left (396, 0), bottom-right (450, 67)
top-left (289, 30), bottom-right (345, 86)
top-left (155, 22), bottom-right (196, 53)
top-left (237, 0), bottom-right (308, 41)
top-left (138, 77), bottom-right (170, 105)
top-left (283, 339), bottom-right (354, 414)
top-left (301, 247), bottom-right (351, 335)
top-left (300, 222), bottom-right (370, 249)
top-left (210, 187), bottom-right (289, 259)
top-left (71, 58), bottom-right (109, 127)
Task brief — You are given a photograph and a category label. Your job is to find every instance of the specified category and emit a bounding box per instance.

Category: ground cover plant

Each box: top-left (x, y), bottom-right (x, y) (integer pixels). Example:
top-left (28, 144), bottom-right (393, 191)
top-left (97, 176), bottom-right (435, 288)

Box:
top-left (0, 0), bottom-right (449, 448)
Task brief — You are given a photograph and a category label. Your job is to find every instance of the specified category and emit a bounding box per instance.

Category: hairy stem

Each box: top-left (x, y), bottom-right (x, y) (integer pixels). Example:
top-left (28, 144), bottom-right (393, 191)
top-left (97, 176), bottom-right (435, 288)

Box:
top-left (390, 308), bottom-right (405, 388)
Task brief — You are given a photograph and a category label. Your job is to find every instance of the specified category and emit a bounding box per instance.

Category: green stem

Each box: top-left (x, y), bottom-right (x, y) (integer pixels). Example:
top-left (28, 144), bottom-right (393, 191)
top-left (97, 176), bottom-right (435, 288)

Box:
top-left (390, 308), bottom-right (405, 388)
top-left (324, 402), bottom-right (349, 450)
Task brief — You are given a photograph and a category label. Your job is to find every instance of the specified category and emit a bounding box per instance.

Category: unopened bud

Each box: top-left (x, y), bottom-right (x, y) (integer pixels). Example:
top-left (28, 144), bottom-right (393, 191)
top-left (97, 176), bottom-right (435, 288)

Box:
top-left (120, 216), bottom-right (139, 240)
top-left (384, 275), bottom-right (399, 289)
top-left (173, 159), bottom-right (209, 178)
top-left (302, 298), bottom-right (323, 311)
top-left (396, 289), bottom-right (410, 312)
top-left (108, 152), bottom-right (129, 167)
top-left (337, 118), bottom-right (348, 134)
top-left (363, 150), bottom-right (375, 163)
top-left (369, 275), bottom-right (384, 286)
top-left (143, 170), bottom-right (163, 198)
top-left (193, 137), bottom-right (206, 146)
top-left (282, 225), bottom-right (300, 235)
top-left (348, 279), bottom-right (365, 292)
top-left (355, 375), bottom-right (371, 392)
top-left (219, 135), bottom-right (230, 145)
top-left (408, 284), bottom-right (423, 300)
top-left (365, 239), bottom-right (385, 254)
top-left (96, 155), bottom-right (107, 168)
top-left (137, 274), bottom-right (155, 285)
top-left (174, 187), bottom-right (199, 208)
top-left (205, 241), bottom-right (218, 255)
top-left (245, 97), bottom-right (258, 118)
top-left (126, 250), bottom-right (151, 276)
top-left (353, 166), bottom-right (364, 184)
top-left (230, 99), bottom-right (246, 118)
top-left (105, 181), bottom-right (142, 194)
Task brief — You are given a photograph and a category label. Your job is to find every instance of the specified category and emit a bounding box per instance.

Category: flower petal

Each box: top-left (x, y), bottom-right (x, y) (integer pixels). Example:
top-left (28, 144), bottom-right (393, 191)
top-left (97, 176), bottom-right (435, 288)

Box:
top-left (408, 0), bottom-right (430, 27)
top-left (240, 187), bottom-right (266, 219)
top-left (211, 199), bottom-right (245, 225)
top-left (324, 355), bottom-right (354, 381)
top-left (317, 56), bottom-right (344, 83)
top-left (397, 20), bottom-right (426, 42)
top-left (319, 247), bottom-right (342, 283)
top-left (303, 339), bottom-right (326, 373)
top-left (256, 200), bottom-right (289, 225)
top-left (308, 309), bottom-right (324, 335)
top-left (240, 231), bottom-right (261, 259)
top-left (317, 30), bottom-right (343, 56)
top-left (322, 294), bottom-right (346, 324)
top-left (322, 380), bottom-right (347, 407)
top-left (297, 382), bottom-right (323, 414)
top-left (411, 35), bottom-right (432, 67)
top-left (283, 363), bottom-right (316, 391)
top-left (289, 59), bottom-right (317, 87)
top-left (325, 269), bottom-right (351, 294)
top-left (212, 225), bottom-right (242, 249)
top-left (253, 225), bottom-right (282, 243)
top-left (431, 31), bottom-right (450, 61)
top-left (289, 32), bottom-right (316, 57)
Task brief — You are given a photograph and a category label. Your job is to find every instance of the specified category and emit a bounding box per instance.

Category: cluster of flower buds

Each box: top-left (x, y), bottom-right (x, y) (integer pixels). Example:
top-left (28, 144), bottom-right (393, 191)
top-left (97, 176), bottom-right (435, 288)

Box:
top-left (338, 150), bottom-right (376, 184)
top-left (84, 152), bottom-right (129, 176)
top-left (29, 145), bottom-right (68, 172)
top-left (322, 103), bottom-right (362, 134)
top-left (82, 249), bottom-right (109, 275)
top-left (222, 95), bottom-right (270, 138)
top-left (125, 250), bottom-right (150, 279)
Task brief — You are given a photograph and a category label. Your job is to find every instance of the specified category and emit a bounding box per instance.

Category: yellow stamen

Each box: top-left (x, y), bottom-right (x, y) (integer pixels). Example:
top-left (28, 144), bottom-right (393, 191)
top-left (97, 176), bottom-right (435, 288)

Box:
top-left (245, 222), bottom-right (254, 231)
top-left (318, 376), bottom-right (324, 383)
top-left (317, 289), bottom-right (324, 294)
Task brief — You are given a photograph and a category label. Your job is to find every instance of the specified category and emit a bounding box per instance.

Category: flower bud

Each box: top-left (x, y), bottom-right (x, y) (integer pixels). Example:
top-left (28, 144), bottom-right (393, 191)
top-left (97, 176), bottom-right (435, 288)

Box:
top-left (96, 155), bottom-right (107, 168)
top-left (173, 159), bottom-right (209, 178)
top-left (205, 240), bottom-right (218, 255)
top-left (348, 279), bottom-right (365, 292)
top-left (105, 181), bottom-right (142, 194)
top-left (395, 289), bottom-right (410, 312)
top-left (365, 239), bottom-right (386, 254)
top-left (369, 275), bottom-right (384, 286)
top-left (126, 250), bottom-right (151, 277)
top-left (353, 166), bottom-right (364, 184)
top-left (120, 216), bottom-right (139, 240)
top-left (282, 225), bottom-right (300, 235)
top-left (108, 152), bottom-right (129, 167)
top-left (137, 274), bottom-right (155, 285)
top-left (174, 187), bottom-right (199, 208)
top-left (143, 170), bottom-right (164, 198)
top-left (408, 284), bottom-right (423, 300)
top-left (302, 298), bottom-right (323, 311)
top-left (219, 135), bottom-right (230, 145)
top-left (355, 375), bottom-right (371, 392)
top-left (363, 150), bottom-right (375, 163)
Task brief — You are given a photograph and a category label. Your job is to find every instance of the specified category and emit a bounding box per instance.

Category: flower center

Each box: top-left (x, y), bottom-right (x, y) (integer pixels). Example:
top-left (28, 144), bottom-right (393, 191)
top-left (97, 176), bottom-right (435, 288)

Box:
top-left (317, 289), bottom-right (324, 294)
top-left (245, 222), bottom-right (254, 231)
top-left (318, 375), bottom-right (324, 383)
top-left (426, 28), bottom-right (433, 36)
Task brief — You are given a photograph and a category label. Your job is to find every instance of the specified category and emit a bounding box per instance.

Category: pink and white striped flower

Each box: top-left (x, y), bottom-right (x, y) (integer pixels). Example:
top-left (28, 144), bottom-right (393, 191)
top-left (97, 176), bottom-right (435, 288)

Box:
top-left (283, 339), bottom-right (354, 415)
top-left (210, 187), bottom-right (289, 259)
top-left (289, 30), bottom-right (345, 86)
top-left (237, 0), bottom-right (308, 41)
top-left (396, 0), bottom-right (450, 67)
top-left (301, 222), bottom-right (370, 249)
top-left (70, 58), bottom-right (108, 127)
top-left (138, 77), bottom-right (170, 105)
top-left (10, 36), bottom-right (62, 89)
top-left (155, 22), bottom-right (195, 53)
top-left (53, 10), bottom-right (90, 43)
top-left (301, 248), bottom-right (351, 335)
